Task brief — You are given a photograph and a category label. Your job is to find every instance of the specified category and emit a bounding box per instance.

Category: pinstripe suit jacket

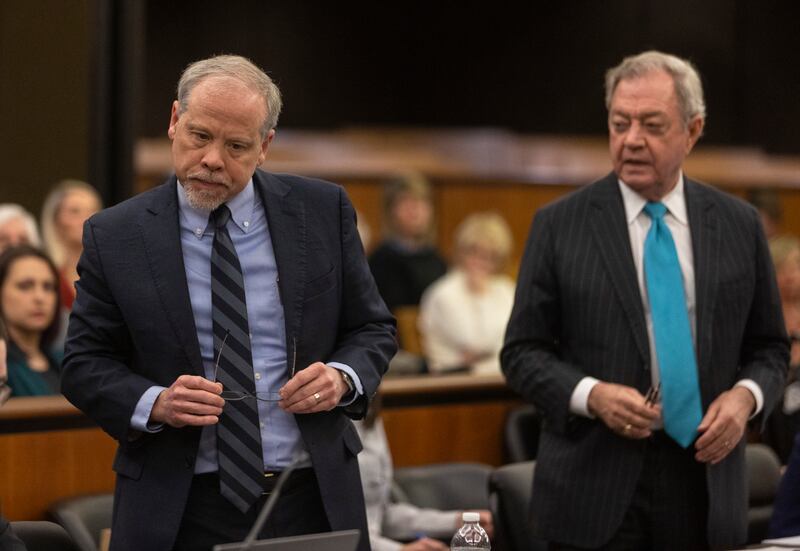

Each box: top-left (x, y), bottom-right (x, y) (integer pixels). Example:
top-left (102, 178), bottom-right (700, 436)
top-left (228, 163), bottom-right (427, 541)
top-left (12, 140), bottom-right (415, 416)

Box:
top-left (501, 173), bottom-right (789, 549)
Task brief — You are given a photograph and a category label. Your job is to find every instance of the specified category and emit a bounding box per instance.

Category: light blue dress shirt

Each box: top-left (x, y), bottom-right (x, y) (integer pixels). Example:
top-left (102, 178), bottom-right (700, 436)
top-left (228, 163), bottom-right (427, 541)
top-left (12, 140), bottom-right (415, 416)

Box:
top-left (131, 180), bottom-right (361, 471)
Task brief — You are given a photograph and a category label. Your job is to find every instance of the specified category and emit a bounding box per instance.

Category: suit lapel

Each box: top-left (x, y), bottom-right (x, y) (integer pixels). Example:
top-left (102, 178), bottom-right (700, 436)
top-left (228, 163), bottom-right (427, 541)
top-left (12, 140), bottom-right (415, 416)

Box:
top-left (589, 175), bottom-right (650, 365)
top-left (138, 179), bottom-right (204, 374)
top-left (685, 178), bottom-right (718, 373)
top-left (255, 171), bottom-right (307, 341)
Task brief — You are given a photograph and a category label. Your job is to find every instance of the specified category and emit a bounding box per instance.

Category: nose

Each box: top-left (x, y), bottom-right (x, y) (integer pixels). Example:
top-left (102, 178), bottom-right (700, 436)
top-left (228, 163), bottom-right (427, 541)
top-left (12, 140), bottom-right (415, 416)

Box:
top-left (624, 120), bottom-right (645, 148)
top-left (201, 143), bottom-right (225, 171)
top-left (32, 284), bottom-right (49, 304)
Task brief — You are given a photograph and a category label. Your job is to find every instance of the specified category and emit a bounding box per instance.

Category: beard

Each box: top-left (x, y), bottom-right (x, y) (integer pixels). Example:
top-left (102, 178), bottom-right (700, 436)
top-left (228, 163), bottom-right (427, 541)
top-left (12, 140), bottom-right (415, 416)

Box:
top-left (182, 174), bottom-right (231, 211)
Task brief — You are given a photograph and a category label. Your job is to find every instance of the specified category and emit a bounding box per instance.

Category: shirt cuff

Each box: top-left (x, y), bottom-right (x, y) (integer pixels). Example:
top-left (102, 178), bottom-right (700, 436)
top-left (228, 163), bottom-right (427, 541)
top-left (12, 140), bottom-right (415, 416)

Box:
top-left (131, 385), bottom-right (167, 432)
top-left (327, 362), bottom-right (362, 406)
top-left (734, 379), bottom-right (764, 418)
top-left (570, 376), bottom-right (600, 418)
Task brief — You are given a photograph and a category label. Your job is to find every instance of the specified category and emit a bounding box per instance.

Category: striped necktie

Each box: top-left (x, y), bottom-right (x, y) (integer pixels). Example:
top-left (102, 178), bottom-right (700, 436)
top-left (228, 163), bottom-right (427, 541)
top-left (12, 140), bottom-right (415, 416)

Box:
top-left (643, 201), bottom-right (703, 448)
top-left (211, 204), bottom-right (264, 512)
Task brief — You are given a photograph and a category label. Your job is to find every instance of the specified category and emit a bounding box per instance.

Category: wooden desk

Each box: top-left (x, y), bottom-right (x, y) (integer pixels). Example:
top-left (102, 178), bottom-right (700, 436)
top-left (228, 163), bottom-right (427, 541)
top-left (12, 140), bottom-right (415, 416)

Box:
top-left (0, 396), bottom-right (117, 521)
top-left (380, 373), bottom-right (523, 467)
top-left (0, 375), bottom-right (524, 519)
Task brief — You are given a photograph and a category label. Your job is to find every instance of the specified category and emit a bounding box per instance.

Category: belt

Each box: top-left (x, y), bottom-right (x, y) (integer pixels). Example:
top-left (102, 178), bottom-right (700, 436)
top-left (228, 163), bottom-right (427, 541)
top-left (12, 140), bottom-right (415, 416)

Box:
top-left (261, 467), bottom-right (316, 495)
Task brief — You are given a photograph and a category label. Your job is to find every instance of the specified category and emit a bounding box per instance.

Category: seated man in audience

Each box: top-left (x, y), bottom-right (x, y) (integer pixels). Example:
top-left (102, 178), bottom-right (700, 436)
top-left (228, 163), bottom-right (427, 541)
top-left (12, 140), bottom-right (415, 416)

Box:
top-left (355, 395), bottom-right (493, 551)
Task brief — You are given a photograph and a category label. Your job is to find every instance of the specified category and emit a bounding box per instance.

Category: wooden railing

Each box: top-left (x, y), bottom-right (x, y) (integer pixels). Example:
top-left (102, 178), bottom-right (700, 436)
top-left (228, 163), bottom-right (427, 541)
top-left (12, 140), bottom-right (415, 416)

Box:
top-left (0, 373), bottom-right (522, 520)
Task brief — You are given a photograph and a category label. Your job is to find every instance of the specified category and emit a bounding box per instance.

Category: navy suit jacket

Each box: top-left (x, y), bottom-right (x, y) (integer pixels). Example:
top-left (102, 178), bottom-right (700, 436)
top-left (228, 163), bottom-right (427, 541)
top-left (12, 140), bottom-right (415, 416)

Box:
top-left (61, 170), bottom-right (397, 551)
top-left (502, 173), bottom-right (789, 549)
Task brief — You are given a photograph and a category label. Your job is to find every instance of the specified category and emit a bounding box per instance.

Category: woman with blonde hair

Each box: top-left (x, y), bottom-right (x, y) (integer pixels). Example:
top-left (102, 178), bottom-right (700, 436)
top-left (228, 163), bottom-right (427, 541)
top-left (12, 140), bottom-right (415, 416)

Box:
top-left (419, 211), bottom-right (515, 374)
top-left (40, 179), bottom-right (102, 311)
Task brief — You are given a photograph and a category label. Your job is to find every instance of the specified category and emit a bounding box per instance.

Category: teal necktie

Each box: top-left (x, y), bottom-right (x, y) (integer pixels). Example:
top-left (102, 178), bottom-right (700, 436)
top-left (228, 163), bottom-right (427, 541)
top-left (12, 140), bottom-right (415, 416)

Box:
top-left (643, 202), bottom-right (703, 448)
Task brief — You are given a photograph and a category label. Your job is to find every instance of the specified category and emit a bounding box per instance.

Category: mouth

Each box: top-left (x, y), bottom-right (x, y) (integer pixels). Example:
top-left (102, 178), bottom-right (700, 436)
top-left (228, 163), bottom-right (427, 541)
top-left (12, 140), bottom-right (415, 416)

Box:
top-left (186, 174), bottom-right (230, 189)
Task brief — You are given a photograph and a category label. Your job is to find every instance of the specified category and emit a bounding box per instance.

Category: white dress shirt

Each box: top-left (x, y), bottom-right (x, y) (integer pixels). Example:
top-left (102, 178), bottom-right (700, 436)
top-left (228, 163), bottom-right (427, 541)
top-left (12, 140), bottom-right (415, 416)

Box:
top-left (570, 174), bottom-right (763, 418)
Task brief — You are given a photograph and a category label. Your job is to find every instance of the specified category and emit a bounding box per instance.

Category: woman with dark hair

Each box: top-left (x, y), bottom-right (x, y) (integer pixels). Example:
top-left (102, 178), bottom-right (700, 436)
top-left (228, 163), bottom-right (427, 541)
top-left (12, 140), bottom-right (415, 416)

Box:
top-left (0, 245), bottom-right (62, 396)
top-left (368, 173), bottom-right (447, 312)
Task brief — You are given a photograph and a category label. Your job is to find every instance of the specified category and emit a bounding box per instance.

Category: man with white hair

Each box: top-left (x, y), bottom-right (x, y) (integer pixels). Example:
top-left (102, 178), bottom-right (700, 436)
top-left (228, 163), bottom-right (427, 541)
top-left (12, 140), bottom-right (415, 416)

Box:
top-left (62, 55), bottom-right (395, 551)
top-left (503, 51), bottom-right (788, 549)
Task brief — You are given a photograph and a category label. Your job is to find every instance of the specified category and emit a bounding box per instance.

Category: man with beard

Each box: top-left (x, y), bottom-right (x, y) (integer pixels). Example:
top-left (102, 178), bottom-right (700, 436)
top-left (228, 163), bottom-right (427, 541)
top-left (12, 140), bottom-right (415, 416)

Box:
top-left (61, 55), bottom-right (396, 551)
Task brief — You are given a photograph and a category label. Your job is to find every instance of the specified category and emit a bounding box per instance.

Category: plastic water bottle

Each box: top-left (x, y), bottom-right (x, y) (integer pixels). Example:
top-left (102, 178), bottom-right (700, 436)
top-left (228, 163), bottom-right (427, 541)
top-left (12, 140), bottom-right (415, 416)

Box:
top-left (450, 511), bottom-right (490, 550)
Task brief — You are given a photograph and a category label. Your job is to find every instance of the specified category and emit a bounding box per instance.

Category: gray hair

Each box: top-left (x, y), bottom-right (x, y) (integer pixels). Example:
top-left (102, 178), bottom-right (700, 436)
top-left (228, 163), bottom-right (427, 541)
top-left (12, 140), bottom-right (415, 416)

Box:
top-left (0, 204), bottom-right (41, 248)
top-left (176, 55), bottom-right (282, 138)
top-left (605, 50), bottom-right (706, 125)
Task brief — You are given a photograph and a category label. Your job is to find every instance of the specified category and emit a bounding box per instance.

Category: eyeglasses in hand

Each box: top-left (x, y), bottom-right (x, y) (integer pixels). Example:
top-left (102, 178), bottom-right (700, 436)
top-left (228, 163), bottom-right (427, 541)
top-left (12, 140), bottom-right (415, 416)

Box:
top-left (214, 330), bottom-right (281, 402)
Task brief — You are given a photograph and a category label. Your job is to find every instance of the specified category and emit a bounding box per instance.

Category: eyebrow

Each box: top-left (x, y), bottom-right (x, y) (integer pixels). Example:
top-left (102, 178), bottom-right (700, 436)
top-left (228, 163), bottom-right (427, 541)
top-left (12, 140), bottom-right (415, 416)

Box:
top-left (610, 110), bottom-right (667, 120)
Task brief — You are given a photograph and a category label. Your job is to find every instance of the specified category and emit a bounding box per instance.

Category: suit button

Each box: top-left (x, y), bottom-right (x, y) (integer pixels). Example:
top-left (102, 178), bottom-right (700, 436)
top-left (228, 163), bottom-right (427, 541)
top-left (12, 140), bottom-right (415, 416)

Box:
top-left (185, 455), bottom-right (195, 468)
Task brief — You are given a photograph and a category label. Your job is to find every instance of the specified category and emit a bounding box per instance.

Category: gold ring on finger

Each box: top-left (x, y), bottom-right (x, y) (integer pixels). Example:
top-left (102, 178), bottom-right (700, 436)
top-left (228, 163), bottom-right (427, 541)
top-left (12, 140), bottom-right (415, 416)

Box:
top-left (314, 392), bottom-right (321, 403)
top-left (623, 423), bottom-right (632, 434)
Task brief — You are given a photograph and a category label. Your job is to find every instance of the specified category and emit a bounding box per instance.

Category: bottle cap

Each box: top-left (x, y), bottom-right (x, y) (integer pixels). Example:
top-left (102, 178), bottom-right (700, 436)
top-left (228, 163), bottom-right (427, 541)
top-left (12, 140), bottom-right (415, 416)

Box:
top-left (462, 511), bottom-right (480, 522)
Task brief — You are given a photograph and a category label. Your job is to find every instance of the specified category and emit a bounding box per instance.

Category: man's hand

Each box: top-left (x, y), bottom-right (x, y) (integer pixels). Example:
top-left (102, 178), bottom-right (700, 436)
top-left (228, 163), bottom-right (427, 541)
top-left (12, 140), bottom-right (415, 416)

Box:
top-left (401, 538), bottom-right (449, 551)
top-left (150, 375), bottom-right (224, 428)
top-left (588, 382), bottom-right (660, 439)
top-left (695, 386), bottom-right (755, 464)
top-left (279, 362), bottom-right (348, 413)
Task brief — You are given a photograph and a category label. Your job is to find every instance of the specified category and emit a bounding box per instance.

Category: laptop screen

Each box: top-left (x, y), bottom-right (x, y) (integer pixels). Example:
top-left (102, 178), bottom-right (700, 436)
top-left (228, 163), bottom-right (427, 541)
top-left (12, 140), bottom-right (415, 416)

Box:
top-left (212, 529), bottom-right (361, 551)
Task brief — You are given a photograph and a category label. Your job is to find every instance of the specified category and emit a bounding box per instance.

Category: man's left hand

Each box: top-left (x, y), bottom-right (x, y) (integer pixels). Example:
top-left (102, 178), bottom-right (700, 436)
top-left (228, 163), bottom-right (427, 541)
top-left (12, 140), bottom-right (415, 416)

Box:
top-left (279, 362), bottom-right (348, 413)
top-left (694, 386), bottom-right (755, 464)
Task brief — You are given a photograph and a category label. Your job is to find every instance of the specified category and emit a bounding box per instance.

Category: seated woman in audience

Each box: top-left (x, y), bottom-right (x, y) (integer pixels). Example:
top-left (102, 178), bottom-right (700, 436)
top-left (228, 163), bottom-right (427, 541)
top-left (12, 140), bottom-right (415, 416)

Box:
top-left (355, 395), bottom-right (493, 551)
top-left (369, 173), bottom-right (447, 313)
top-left (0, 246), bottom-right (62, 397)
top-left (0, 320), bottom-right (10, 405)
top-left (763, 235), bottom-right (800, 462)
top-left (0, 204), bottom-right (41, 253)
top-left (419, 212), bottom-right (515, 375)
top-left (40, 180), bottom-right (102, 312)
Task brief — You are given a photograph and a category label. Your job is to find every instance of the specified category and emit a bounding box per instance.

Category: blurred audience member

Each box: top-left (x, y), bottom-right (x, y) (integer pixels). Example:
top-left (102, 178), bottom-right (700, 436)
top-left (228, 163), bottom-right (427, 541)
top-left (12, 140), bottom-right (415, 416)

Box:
top-left (769, 431), bottom-right (800, 538)
top-left (763, 235), bottom-right (800, 462)
top-left (0, 246), bottom-right (62, 396)
top-left (419, 212), bottom-right (515, 374)
top-left (40, 180), bottom-right (101, 311)
top-left (355, 395), bottom-right (493, 551)
top-left (369, 173), bottom-right (447, 312)
top-left (0, 319), bottom-right (10, 406)
top-left (0, 204), bottom-right (41, 253)
top-left (356, 209), bottom-right (373, 253)
top-left (747, 188), bottom-right (782, 239)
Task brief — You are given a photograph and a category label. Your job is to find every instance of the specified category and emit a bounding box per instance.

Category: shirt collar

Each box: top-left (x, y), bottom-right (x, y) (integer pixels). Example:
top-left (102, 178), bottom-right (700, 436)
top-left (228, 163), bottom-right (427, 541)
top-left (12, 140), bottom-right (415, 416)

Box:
top-left (618, 173), bottom-right (688, 226)
top-left (176, 179), bottom-right (256, 239)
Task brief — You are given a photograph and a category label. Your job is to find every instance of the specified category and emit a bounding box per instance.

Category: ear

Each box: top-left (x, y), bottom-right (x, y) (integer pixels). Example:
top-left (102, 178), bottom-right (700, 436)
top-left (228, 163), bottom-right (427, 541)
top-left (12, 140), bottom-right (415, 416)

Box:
top-left (167, 100), bottom-right (180, 140)
top-left (257, 129), bottom-right (275, 166)
top-left (685, 116), bottom-right (704, 153)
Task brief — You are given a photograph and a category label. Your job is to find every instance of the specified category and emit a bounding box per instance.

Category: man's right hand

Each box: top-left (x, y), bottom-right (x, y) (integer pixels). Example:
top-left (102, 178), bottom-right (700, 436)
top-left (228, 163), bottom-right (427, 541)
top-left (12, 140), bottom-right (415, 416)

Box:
top-left (150, 375), bottom-right (225, 428)
top-left (401, 538), bottom-right (449, 551)
top-left (587, 382), bottom-right (660, 439)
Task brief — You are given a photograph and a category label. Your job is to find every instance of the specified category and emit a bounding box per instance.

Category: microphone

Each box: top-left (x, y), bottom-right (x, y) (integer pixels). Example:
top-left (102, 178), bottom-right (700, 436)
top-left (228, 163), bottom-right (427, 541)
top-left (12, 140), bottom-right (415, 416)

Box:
top-left (239, 450), bottom-right (311, 550)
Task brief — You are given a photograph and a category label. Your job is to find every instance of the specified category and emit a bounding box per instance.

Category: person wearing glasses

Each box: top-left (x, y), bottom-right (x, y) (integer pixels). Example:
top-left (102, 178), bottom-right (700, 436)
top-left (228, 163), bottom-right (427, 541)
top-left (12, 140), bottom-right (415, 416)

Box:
top-left (502, 51), bottom-right (788, 550)
top-left (60, 55), bottom-right (396, 551)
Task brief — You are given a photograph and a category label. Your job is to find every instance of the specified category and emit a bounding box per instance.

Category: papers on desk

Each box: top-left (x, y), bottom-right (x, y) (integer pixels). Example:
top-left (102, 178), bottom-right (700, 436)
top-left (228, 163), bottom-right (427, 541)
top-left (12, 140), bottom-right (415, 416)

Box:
top-left (726, 536), bottom-right (800, 550)
top-left (751, 534), bottom-right (800, 549)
